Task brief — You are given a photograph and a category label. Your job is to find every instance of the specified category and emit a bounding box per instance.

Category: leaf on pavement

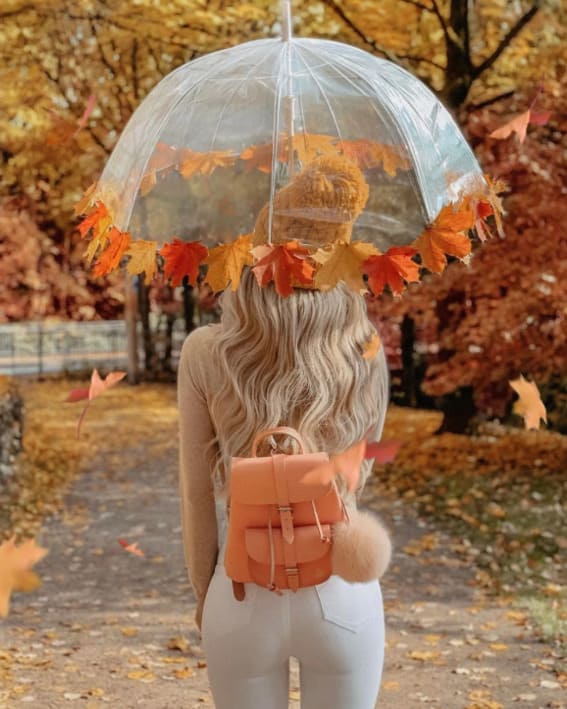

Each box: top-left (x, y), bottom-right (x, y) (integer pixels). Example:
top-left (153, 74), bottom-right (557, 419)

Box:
top-left (118, 539), bottom-right (145, 557)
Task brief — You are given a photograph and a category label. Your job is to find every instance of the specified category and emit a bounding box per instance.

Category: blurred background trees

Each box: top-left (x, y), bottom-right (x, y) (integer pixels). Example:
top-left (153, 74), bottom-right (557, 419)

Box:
top-left (1, 0), bottom-right (565, 426)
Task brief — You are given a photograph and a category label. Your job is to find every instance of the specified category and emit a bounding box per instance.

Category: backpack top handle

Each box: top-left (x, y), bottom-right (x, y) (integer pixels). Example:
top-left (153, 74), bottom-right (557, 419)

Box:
top-left (251, 427), bottom-right (306, 457)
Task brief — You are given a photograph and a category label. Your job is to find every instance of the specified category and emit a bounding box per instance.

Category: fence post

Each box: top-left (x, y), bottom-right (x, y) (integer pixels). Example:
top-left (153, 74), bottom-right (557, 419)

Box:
top-left (125, 274), bottom-right (138, 384)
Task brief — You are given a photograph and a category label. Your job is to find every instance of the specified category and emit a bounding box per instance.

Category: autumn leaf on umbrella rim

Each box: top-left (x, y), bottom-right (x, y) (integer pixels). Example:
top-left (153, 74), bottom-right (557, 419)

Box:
top-left (92, 227), bottom-right (132, 277)
top-left (77, 200), bottom-right (112, 240)
top-left (251, 241), bottom-right (314, 298)
top-left (160, 238), bottom-right (209, 287)
top-left (363, 246), bottom-right (420, 296)
top-left (126, 240), bottom-right (159, 281)
top-left (413, 203), bottom-right (474, 274)
top-left (203, 234), bottom-right (253, 292)
top-left (312, 240), bottom-right (379, 292)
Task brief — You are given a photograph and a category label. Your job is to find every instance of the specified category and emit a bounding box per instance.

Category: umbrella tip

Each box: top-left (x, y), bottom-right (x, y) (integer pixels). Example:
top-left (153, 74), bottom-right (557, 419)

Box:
top-left (281, 0), bottom-right (292, 42)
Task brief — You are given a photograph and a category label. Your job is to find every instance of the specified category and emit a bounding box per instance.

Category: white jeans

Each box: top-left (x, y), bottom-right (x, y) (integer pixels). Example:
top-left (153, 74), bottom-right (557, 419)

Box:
top-left (201, 562), bottom-right (385, 709)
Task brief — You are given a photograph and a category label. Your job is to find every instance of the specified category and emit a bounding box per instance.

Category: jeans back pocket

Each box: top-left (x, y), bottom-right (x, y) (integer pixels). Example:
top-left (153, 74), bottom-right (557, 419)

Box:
top-left (315, 575), bottom-right (383, 633)
top-left (202, 567), bottom-right (258, 638)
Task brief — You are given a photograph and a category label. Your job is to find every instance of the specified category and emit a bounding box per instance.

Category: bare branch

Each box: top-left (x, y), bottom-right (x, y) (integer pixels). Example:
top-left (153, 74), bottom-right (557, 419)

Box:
top-left (320, 0), bottom-right (404, 66)
top-left (398, 0), bottom-right (433, 11)
top-left (466, 90), bottom-right (516, 111)
top-left (472, 3), bottom-right (540, 79)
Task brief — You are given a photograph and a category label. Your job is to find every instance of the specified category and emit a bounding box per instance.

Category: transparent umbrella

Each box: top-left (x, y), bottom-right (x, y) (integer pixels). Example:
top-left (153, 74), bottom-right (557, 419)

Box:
top-left (78, 1), bottom-right (501, 297)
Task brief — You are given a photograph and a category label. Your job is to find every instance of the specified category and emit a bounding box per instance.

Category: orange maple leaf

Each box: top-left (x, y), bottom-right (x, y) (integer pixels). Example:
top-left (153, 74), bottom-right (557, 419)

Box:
top-left (160, 239), bottom-right (209, 287)
top-left (77, 201), bottom-right (112, 240)
top-left (338, 140), bottom-right (410, 175)
top-left (92, 227), bottom-right (132, 277)
top-left (126, 240), bottom-right (158, 281)
top-left (74, 182), bottom-right (98, 217)
top-left (178, 148), bottom-right (236, 178)
top-left (413, 203), bottom-right (474, 274)
top-left (363, 246), bottom-right (420, 296)
top-left (203, 234), bottom-right (253, 292)
top-left (0, 537), bottom-right (48, 618)
top-left (66, 369), bottom-right (127, 437)
top-left (251, 241), bottom-right (314, 297)
top-left (118, 539), bottom-right (145, 557)
top-left (509, 375), bottom-right (547, 430)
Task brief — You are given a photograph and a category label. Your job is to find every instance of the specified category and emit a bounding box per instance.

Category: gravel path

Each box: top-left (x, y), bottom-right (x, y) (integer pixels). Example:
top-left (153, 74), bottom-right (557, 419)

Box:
top-left (1, 434), bottom-right (564, 708)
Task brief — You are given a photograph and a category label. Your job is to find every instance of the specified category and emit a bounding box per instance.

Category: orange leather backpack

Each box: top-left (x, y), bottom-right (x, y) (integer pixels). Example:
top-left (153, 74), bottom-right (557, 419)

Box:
top-left (224, 426), bottom-right (349, 600)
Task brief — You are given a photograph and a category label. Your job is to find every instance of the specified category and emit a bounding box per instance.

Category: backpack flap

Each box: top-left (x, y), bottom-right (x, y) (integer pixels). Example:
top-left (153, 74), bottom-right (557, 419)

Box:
top-left (230, 452), bottom-right (331, 505)
top-left (245, 525), bottom-right (332, 565)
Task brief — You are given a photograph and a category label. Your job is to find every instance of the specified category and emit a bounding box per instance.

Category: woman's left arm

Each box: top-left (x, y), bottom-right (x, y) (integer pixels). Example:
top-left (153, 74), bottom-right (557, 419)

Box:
top-left (177, 330), bottom-right (219, 629)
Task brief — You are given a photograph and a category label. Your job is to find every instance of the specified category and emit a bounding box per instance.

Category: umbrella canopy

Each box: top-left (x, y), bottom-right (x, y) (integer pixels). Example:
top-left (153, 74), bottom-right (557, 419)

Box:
top-left (77, 14), bottom-right (503, 297)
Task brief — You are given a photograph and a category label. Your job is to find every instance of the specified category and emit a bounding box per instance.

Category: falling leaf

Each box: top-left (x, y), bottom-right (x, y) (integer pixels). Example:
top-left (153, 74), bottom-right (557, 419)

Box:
top-left (0, 537), bottom-right (48, 618)
top-left (312, 240), bottom-right (379, 292)
top-left (301, 440), bottom-right (366, 493)
top-left (73, 94), bottom-right (96, 137)
top-left (178, 148), bottom-right (236, 178)
top-left (203, 234), bottom-right (253, 291)
top-left (251, 241), bottom-right (314, 297)
top-left (363, 246), bottom-right (420, 295)
top-left (118, 539), bottom-right (145, 557)
top-left (92, 227), bottom-right (132, 277)
top-left (413, 203), bottom-right (474, 274)
top-left (126, 240), bottom-right (158, 281)
top-left (66, 369), bottom-right (126, 437)
top-left (509, 375), bottom-right (547, 430)
top-left (362, 333), bottom-right (381, 360)
top-left (160, 239), bottom-right (209, 287)
top-left (489, 107), bottom-right (551, 144)
top-left (365, 439), bottom-right (401, 464)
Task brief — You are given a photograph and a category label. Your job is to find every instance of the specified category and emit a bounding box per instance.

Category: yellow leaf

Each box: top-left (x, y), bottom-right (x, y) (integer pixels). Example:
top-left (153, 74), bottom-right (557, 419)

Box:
top-left (0, 537), bottom-right (48, 618)
top-left (120, 627), bottom-right (138, 637)
top-left (489, 643), bottom-right (508, 651)
top-left (203, 234), bottom-right (253, 291)
top-left (127, 670), bottom-right (155, 682)
top-left (382, 680), bottom-right (400, 691)
top-left (126, 240), bottom-right (158, 281)
top-left (362, 333), bottom-right (381, 360)
top-left (171, 667), bottom-right (193, 679)
top-left (406, 650), bottom-right (441, 662)
top-left (312, 240), bottom-right (379, 291)
top-left (167, 636), bottom-right (189, 652)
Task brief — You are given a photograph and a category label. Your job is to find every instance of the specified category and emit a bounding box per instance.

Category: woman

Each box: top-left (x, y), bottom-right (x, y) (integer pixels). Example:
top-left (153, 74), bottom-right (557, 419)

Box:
top-left (178, 265), bottom-right (390, 709)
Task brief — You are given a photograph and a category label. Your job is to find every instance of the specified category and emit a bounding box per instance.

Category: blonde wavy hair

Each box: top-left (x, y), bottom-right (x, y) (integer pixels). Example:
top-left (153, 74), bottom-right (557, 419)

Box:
top-left (209, 268), bottom-right (389, 496)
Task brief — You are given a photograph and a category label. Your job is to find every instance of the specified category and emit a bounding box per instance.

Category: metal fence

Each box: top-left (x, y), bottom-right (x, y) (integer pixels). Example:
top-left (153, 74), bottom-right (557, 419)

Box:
top-left (0, 319), bottom-right (188, 376)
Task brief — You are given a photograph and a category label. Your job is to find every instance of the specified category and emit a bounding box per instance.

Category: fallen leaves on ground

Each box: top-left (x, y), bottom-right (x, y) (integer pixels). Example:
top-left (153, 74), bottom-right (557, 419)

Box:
top-left (371, 406), bottom-right (567, 651)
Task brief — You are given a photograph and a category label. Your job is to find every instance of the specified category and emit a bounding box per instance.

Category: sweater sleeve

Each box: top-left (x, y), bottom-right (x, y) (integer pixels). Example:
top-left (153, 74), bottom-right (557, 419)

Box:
top-left (177, 327), bottom-right (219, 612)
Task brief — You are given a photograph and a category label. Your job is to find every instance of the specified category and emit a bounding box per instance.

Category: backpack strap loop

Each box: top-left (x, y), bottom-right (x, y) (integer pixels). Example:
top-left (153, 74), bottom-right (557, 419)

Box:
top-left (251, 427), bottom-right (305, 457)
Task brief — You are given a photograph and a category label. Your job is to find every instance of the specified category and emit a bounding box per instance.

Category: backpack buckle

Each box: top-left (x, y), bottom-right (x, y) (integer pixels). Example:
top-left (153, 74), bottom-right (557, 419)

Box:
top-left (285, 567), bottom-right (299, 575)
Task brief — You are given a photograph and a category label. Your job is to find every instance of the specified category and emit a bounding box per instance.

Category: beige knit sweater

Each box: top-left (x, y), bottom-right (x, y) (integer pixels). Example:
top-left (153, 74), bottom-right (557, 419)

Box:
top-left (177, 324), bottom-right (223, 622)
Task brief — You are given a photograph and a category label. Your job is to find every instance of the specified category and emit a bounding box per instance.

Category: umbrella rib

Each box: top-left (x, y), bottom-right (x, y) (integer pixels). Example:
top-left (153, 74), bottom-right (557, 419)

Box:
top-left (302, 41), bottom-right (430, 226)
top-left (207, 45), bottom-right (279, 152)
top-left (293, 45), bottom-right (344, 151)
top-left (267, 43), bottom-right (289, 243)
